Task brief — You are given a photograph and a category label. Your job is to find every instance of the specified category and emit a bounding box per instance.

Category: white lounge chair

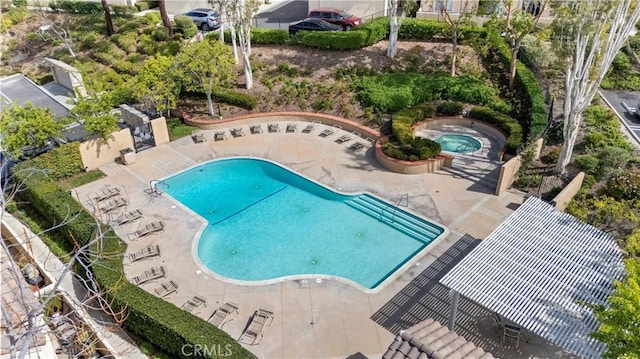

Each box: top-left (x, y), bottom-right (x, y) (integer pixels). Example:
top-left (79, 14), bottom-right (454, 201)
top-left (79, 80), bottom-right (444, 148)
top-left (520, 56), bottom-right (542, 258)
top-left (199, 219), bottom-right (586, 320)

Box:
top-left (154, 280), bottom-right (179, 297)
top-left (191, 131), bottom-right (206, 143)
top-left (239, 308), bottom-right (274, 345)
top-left (268, 123), bottom-right (280, 133)
top-left (208, 302), bottom-right (239, 328)
top-left (128, 245), bottom-right (160, 263)
top-left (117, 209), bottom-right (143, 226)
top-left (318, 128), bottom-right (334, 137)
top-left (214, 130), bottom-right (227, 141)
top-left (131, 265), bottom-right (166, 285)
top-left (100, 197), bottom-right (128, 213)
top-left (349, 142), bottom-right (365, 151)
top-left (286, 123), bottom-right (297, 133)
top-left (301, 123), bottom-right (315, 134)
top-left (335, 135), bottom-right (352, 144)
top-left (94, 187), bottom-right (120, 202)
top-left (230, 127), bottom-right (245, 137)
top-left (132, 221), bottom-right (165, 239)
top-left (250, 124), bottom-right (263, 134)
top-left (182, 295), bottom-right (207, 313)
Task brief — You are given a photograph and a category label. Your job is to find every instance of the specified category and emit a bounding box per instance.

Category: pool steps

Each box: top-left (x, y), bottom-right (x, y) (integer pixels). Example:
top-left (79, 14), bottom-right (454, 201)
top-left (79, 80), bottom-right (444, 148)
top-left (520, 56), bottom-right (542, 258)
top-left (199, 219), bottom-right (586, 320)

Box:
top-left (345, 195), bottom-right (444, 243)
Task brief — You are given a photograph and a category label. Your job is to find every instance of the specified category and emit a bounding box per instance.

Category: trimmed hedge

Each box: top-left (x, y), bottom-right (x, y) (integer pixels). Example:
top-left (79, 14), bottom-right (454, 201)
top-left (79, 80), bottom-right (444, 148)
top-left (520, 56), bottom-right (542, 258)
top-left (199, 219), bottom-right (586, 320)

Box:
top-left (11, 165), bottom-right (253, 359)
top-left (27, 143), bottom-right (84, 181)
top-left (216, 90), bottom-right (257, 110)
top-left (291, 17), bottom-right (388, 50)
top-left (486, 28), bottom-right (546, 140)
top-left (468, 106), bottom-right (523, 154)
top-left (384, 104), bottom-right (441, 161)
top-left (175, 15), bottom-right (198, 39)
top-left (222, 28), bottom-right (289, 45)
top-left (50, 0), bottom-right (103, 14)
top-left (399, 18), bottom-right (486, 43)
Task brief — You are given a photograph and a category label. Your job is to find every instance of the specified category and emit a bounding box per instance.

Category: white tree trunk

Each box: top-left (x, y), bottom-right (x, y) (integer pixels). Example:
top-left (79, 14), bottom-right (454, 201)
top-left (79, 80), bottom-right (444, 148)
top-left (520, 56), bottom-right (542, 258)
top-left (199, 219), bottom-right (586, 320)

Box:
top-left (230, 21), bottom-right (239, 64)
top-left (386, 0), bottom-right (404, 59)
top-left (218, 21), bottom-right (225, 42)
top-left (555, 0), bottom-right (640, 174)
top-left (206, 91), bottom-right (215, 116)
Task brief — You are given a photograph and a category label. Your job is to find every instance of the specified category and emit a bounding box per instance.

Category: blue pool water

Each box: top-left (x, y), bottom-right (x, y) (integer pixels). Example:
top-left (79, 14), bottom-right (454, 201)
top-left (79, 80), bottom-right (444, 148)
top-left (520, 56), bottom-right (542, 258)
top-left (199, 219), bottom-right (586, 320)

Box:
top-left (436, 134), bottom-right (482, 153)
top-left (163, 158), bottom-right (445, 290)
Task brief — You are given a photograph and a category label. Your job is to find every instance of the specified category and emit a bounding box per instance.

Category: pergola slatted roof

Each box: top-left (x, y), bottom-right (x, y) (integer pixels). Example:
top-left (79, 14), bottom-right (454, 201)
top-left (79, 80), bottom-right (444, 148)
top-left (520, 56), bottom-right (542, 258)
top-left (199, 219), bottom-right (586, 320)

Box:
top-left (440, 196), bottom-right (625, 359)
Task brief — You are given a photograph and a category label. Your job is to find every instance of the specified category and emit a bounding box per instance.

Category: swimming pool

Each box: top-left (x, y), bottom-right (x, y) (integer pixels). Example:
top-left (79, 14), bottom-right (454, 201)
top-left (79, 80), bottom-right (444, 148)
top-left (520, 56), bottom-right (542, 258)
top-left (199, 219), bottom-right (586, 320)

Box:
top-left (436, 134), bottom-right (482, 154)
top-left (163, 158), bottom-right (447, 291)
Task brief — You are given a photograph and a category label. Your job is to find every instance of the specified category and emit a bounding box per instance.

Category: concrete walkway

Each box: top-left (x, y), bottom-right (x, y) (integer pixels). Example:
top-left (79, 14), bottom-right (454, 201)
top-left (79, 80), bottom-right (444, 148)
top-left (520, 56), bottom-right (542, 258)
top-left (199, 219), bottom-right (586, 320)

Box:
top-left (73, 121), bottom-right (528, 358)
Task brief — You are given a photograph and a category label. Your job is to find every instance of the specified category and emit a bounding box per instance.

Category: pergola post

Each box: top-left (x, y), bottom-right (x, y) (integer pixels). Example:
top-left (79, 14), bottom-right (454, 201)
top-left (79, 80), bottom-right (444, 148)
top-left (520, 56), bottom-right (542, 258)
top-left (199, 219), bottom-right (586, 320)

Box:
top-left (448, 290), bottom-right (460, 330)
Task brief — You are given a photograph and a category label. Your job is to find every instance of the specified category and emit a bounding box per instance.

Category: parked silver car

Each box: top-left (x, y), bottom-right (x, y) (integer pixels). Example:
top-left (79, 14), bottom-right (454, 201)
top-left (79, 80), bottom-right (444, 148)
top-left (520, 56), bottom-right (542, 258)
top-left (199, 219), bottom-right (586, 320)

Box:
top-left (181, 8), bottom-right (220, 31)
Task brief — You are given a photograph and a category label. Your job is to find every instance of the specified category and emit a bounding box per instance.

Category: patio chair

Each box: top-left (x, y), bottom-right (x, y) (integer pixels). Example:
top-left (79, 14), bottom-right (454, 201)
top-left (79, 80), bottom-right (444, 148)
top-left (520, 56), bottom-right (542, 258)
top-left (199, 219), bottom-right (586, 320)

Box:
top-left (268, 123), bottom-right (280, 133)
top-left (301, 123), bottom-right (315, 134)
top-left (182, 295), bottom-right (207, 313)
top-left (250, 124), bottom-right (263, 134)
top-left (208, 302), bottom-right (239, 329)
top-left (286, 123), bottom-right (297, 133)
top-left (131, 265), bottom-right (166, 285)
top-left (153, 280), bottom-right (179, 298)
top-left (100, 197), bottom-right (128, 213)
top-left (335, 135), bottom-right (352, 144)
top-left (191, 131), bottom-right (207, 143)
top-left (348, 142), bottom-right (365, 151)
top-left (239, 308), bottom-right (274, 345)
top-left (132, 221), bottom-right (165, 239)
top-left (503, 324), bottom-right (521, 348)
top-left (214, 130), bottom-right (227, 141)
top-left (230, 127), bottom-right (245, 137)
top-left (128, 245), bottom-right (160, 263)
top-left (117, 209), bottom-right (143, 226)
top-left (93, 187), bottom-right (120, 202)
top-left (318, 128), bottom-right (335, 138)
top-left (351, 131), bottom-right (362, 138)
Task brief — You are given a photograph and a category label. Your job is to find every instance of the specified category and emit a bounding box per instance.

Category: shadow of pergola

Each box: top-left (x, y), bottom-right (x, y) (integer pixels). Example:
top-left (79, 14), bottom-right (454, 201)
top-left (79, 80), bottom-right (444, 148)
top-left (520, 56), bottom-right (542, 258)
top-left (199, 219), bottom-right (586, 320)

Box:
top-left (371, 233), bottom-right (575, 358)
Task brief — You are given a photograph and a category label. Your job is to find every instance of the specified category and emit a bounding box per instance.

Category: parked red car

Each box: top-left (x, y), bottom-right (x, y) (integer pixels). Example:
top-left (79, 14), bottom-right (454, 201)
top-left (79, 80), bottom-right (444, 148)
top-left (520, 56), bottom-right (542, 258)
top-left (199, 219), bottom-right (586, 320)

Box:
top-left (307, 8), bottom-right (362, 31)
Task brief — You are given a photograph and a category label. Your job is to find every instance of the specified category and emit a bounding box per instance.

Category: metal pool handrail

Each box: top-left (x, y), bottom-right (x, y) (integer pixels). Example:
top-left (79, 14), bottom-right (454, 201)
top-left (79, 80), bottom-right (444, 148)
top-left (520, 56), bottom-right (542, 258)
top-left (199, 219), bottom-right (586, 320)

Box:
top-left (380, 194), bottom-right (409, 223)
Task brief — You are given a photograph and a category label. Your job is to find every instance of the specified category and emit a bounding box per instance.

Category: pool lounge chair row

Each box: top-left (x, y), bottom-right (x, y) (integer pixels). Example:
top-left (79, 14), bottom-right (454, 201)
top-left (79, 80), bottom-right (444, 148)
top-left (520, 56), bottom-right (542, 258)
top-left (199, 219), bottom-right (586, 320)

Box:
top-left (131, 265), bottom-right (166, 285)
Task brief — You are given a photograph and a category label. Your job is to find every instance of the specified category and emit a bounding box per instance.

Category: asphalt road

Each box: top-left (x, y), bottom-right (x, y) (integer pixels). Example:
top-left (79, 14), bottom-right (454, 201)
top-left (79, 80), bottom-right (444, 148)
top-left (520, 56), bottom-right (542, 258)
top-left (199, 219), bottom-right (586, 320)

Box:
top-left (599, 90), bottom-right (640, 146)
top-left (254, 0), bottom-right (309, 29)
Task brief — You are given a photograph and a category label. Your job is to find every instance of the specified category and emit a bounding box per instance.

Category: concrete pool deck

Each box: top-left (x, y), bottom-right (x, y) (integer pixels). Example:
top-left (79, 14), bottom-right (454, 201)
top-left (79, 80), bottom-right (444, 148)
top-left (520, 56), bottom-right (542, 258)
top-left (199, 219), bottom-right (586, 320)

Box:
top-left (75, 123), bottom-right (539, 358)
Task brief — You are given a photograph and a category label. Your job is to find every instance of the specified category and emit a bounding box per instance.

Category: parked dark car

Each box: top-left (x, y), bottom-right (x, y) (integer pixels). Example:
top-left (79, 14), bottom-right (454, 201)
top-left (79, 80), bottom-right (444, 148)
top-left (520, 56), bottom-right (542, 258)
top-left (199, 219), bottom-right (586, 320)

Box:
top-left (307, 8), bottom-right (362, 31)
top-left (288, 18), bottom-right (342, 36)
top-left (181, 8), bottom-right (220, 31)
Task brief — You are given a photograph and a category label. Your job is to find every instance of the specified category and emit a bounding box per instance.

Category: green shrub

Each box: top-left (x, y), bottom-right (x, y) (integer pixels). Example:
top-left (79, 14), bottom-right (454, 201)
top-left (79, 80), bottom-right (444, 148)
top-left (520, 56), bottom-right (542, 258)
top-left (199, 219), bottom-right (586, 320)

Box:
top-left (112, 32), bottom-right (138, 53)
top-left (111, 4), bottom-right (135, 17)
top-left (584, 132), bottom-right (607, 149)
top-left (468, 106), bottom-right (523, 154)
top-left (215, 91), bottom-right (257, 110)
top-left (602, 170), bottom-right (640, 201)
top-left (251, 28), bottom-right (289, 44)
top-left (598, 146), bottom-right (632, 176)
top-left (153, 27), bottom-right (169, 41)
top-left (540, 146), bottom-right (560, 165)
top-left (79, 31), bottom-right (100, 50)
top-left (174, 15), bottom-right (197, 38)
top-left (356, 72), bottom-right (500, 113)
top-left (582, 174), bottom-right (596, 189)
top-left (293, 17), bottom-right (388, 50)
top-left (27, 144), bottom-right (84, 180)
top-left (135, 1), bottom-right (149, 11)
top-left (51, 0), bottom-right (102, 14)
top-left (515, 173), bottom-right (542, 188)
top-left (574, 154), bottom-right (599, 176)
top-left (436, 101), bottom-right (463, 116)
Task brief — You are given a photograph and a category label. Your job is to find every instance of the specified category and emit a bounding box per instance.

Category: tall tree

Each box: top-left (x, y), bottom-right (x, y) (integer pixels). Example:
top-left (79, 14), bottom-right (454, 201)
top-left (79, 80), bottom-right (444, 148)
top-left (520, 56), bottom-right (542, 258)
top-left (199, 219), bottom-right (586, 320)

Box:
top-left (158, 0), bottom-right (173, 37)
top-left (591, 258), bottom-right (640, 358)
top-left (72, 95), bottom-right (119, 141)
top-left (552, 0), bottom-right (640, 175)
top-left (228, 0), bottom-right (259, 88)
top-left (387, 0), bottom-right (413, 58)
top-left (437, 0), bottom-right (472, 76)
top-left (101, 0), bottom-right (114, 36)
top-left (135, 55), bottom-right (181, 117)
top-left (0, 102), bottom-right (62, 158)
top-left (176, 40), bottom-right (235, 116)
top-left (489, 0), bottom-right (545, 91)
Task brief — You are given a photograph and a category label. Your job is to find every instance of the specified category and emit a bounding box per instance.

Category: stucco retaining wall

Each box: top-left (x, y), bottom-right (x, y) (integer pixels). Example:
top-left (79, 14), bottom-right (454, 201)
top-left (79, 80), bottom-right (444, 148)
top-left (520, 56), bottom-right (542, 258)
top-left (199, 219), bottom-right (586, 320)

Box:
top-left (553, 172), bottom-right (585, 212)
top-left (375, 136), bottom-right (453, 174)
